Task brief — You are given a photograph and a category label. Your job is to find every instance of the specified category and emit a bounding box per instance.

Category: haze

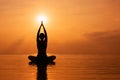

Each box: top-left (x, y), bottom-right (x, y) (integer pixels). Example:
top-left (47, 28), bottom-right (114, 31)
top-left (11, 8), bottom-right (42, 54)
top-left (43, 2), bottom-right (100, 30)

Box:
top-left (0, 0), bottom-right (120, 55)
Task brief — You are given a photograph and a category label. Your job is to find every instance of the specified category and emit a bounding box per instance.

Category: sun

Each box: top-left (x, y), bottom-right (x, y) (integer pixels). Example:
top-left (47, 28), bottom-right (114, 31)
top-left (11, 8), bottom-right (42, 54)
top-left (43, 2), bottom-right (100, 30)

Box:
top-left (37, 16), bottom-right (47, 24)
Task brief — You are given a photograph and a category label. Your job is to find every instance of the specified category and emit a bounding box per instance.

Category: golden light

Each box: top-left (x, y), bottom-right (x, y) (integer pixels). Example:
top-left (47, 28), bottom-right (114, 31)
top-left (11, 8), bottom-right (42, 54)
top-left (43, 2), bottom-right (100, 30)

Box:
top-left (37, 16), bottom-right (47, 24)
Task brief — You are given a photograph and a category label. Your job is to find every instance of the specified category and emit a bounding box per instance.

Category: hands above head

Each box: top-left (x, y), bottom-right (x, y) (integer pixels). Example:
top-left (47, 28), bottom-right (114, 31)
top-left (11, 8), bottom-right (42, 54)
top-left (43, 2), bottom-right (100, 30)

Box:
top-left (40, 23), bottom-right (44, 28)
top-left (40, 24), bottom-right (44, 28)
top-left (39, 21), bottom-right (46, 31)
top-left (40, 24), bottom-right (43, 26)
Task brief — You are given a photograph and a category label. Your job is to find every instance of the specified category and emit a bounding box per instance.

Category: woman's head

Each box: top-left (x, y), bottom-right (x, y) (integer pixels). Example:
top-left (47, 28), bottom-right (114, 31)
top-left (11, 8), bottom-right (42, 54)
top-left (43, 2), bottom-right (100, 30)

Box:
top-left (39, 33), bottom-right (45, 40)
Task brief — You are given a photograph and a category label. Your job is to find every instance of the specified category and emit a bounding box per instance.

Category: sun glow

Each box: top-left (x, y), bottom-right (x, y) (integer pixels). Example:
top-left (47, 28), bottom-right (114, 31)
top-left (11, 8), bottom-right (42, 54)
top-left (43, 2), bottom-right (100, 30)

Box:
top-left (37, 16), bottom-right (47, 24)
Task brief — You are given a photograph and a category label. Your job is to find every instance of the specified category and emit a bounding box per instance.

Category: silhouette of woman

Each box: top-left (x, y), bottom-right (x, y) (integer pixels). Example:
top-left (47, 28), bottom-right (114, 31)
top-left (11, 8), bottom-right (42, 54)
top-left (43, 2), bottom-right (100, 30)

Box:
top-left (37, 21), bottom-right (47, 58)
top-left (28, 21), bottom-right (56, 63)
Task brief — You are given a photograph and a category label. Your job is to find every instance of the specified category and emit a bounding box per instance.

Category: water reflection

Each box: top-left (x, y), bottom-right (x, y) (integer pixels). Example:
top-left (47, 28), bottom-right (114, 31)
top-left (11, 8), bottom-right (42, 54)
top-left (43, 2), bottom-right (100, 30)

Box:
top-left (29, 61), bottom-right (55, 80)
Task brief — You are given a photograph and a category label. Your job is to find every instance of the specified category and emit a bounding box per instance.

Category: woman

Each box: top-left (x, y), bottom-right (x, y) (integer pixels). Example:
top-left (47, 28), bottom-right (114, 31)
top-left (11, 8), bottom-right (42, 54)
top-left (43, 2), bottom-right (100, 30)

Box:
top-left (37, 21), bottom-right (48, 58)
top-left (28, 21), bottom-right (56, 63)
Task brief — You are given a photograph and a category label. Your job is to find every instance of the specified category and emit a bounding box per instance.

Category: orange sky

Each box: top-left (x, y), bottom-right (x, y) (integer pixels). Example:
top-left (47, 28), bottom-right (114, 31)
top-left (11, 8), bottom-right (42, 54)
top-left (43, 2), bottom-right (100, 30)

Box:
top-left (0, 0), bottom-right (120, 55)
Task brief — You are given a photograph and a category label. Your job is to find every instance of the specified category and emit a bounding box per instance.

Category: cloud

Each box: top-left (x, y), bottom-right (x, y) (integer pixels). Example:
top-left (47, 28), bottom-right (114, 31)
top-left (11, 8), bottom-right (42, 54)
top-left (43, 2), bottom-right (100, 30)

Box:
top-left (1, 39), bottom-right (25, 54)
top-left (1, 30), bottom-right (120, 55)
top-left (48, 30), bottom-right (120, 55)
top-left (85, 30), bottom-right (120, 45)
top-left (84, 30), bottom-right (120, 54)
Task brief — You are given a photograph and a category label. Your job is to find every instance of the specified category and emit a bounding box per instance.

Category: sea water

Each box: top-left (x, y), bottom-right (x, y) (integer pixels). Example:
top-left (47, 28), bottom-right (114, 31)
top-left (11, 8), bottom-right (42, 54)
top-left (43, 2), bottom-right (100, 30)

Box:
top-left (0, 54), bottom-right (120, 80)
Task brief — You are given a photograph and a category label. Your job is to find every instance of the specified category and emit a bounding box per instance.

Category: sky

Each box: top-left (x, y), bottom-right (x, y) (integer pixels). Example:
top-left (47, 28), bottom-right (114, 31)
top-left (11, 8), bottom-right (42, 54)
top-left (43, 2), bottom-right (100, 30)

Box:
top-left (0, 0), bottom-right (120, 55)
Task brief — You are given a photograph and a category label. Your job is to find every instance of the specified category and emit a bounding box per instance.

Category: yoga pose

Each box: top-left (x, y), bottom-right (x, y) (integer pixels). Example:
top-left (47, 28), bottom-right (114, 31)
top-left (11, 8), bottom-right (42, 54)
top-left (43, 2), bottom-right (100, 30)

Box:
top-left (37, 21), bottom-right (47, 58)
top-left (28, 21), bottom-right (56, 63)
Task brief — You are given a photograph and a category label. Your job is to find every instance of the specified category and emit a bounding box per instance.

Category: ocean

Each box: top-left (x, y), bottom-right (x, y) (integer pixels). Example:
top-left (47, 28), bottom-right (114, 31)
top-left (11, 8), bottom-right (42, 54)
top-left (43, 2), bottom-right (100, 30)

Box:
top-left (0, 54), bottom-right (120, 80)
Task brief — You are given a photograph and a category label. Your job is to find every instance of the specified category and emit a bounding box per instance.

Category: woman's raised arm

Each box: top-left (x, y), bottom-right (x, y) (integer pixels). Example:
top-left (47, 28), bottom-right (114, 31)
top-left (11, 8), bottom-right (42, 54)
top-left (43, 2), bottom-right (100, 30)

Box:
top-left (43, 25), bottom-right (48, 42)
top-left (37, 25), bottom-right (41, 41)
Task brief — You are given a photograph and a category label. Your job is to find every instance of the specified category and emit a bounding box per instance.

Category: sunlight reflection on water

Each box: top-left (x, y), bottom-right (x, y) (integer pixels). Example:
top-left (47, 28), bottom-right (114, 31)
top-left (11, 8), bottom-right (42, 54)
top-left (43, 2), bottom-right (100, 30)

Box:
top-left (0, 54), bottom-right (120, 80)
